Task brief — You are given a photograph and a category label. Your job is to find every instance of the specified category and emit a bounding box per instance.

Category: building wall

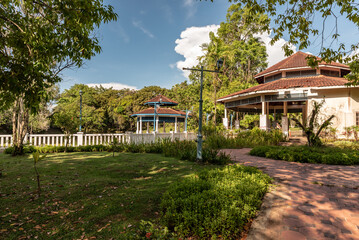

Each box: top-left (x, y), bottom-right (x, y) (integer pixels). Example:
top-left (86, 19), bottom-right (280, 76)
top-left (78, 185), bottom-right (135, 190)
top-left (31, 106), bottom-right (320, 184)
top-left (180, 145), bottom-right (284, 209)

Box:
top-left (309, 88), bottom-right (359, 138)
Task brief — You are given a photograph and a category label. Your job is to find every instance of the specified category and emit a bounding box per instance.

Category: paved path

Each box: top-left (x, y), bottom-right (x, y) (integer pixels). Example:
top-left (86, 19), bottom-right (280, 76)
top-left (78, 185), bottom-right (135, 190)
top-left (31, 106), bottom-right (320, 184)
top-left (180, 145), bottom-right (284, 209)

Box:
top-left (222, 149), bottom-right (359, 240)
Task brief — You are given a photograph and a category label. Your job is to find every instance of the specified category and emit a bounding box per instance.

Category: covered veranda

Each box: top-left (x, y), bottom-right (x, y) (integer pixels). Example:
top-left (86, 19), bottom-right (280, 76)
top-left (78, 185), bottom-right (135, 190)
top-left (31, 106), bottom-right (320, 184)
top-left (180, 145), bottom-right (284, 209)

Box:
top-left (221, 91), bottom-right (308, 135)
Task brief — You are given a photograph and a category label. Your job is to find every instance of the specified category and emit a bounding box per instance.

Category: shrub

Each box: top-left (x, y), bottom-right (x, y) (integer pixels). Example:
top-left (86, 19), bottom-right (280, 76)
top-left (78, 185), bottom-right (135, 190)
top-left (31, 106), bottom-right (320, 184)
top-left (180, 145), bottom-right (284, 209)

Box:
top-left (250, 146), bottom-right (359, 165)
top-left (160, 165), bottom-right (271, 239)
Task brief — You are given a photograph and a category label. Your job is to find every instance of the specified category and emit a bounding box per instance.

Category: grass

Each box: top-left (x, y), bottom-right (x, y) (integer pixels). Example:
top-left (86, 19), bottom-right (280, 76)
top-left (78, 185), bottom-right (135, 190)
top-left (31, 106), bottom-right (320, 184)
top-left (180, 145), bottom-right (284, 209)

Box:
top-left (0, 152), bottom-right (216, 239)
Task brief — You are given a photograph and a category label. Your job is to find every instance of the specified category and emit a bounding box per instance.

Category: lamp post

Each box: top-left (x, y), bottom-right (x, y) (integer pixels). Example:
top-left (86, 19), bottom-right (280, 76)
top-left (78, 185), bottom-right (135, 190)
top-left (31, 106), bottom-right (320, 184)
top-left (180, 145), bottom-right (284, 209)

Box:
top-left (153, 96), bottom-right (163, 132)
top-left (79, 90), bottom-right (83, 132)
top-left (183, 59), bottom-right (223, 161)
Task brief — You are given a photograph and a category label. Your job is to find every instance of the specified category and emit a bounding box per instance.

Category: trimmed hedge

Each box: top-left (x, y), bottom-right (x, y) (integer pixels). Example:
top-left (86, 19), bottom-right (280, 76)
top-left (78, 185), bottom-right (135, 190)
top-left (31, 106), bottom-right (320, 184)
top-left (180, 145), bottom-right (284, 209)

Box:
top-left (4, 140), bottom-right (231, 165)
top-left (160, 165), bottom-right (271, 239)
top-left (250, 146), bottom-right (359, 165)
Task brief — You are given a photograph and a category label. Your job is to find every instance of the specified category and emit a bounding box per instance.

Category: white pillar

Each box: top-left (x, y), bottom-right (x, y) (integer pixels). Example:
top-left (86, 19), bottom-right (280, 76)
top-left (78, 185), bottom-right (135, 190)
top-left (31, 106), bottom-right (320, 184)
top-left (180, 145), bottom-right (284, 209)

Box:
top-left (223, 108), bottom-right (229, 129)
top-left (175, 117), bottom-right (178, 133)
top-left (147, 122), bottom-right (149, 133)
top-left (156, 116), bottom-right (159, 133)
top-left (136, 120), bottom-right (139, 134)
top-left (139, 117), bottom-right (143, 134)
top-left (260, 96), bottom-right (269, 130)
top-left (77, 133), bottom-right (83, 146)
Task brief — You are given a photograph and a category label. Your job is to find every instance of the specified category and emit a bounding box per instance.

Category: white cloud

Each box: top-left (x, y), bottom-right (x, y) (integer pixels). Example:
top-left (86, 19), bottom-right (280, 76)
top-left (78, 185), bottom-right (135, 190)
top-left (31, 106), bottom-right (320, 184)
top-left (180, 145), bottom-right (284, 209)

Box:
top-left (87, 83), bottom-right (137, 90)
top-left (173, 26), bottom-right (297, 78)
top-left (254, 32), bottom-right (297, 67)
top-left (132, 20), bottom-right (155, 39)
top-left (174, 25), bottom-right (220, 77)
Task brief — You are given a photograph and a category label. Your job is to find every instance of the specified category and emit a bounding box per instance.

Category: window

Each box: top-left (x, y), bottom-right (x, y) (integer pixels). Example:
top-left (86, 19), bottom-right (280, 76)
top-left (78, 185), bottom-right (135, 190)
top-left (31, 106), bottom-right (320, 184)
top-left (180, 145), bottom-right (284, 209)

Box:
top-left (286, 70), bottom-right (317, 78)
top-left (265, 73), bottom-right (282, 82)
top-left (321, 70), bottom-right (339, 77)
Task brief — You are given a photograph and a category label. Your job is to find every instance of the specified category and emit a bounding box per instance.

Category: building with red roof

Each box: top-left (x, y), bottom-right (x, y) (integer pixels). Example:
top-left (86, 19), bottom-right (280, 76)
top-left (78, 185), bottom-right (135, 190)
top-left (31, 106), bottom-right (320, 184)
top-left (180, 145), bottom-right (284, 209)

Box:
top-left (131, 95), bottom-right (189, 133)
top-left (217, 51), bottom-right (357, 137)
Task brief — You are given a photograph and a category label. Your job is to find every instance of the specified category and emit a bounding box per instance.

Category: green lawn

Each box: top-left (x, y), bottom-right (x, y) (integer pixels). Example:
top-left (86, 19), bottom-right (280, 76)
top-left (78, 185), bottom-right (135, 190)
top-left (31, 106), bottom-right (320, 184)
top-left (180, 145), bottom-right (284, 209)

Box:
top-left (0, 152), bottom-right (216, 239)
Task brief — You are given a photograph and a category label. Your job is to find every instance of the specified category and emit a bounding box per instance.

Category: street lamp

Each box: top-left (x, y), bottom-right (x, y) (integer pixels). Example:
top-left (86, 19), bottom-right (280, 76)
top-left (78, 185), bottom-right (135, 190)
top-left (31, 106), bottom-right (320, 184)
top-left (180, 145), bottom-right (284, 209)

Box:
top-left (79, 90), bottom-right (83, 132)
top-left (183, 59), bottom-right (223, 161)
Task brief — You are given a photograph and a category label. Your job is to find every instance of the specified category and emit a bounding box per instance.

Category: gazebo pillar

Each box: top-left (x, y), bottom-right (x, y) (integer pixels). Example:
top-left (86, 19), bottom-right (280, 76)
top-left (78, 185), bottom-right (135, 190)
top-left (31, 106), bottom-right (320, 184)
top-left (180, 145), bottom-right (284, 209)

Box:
top-left (147, 122), bottom-right (149, 133)
top-left (139, 116), bottom-right (143, 134)
top-left (156, 116), bottom-right (159, 133)
top-left (163, 122), bottom-right (166, 133)
top-left (260, 96), bottom-right (269, 130)
top-left (175, 117), bottom-right (178, 133)
top-left (282, 101), bottom-right (289, 136)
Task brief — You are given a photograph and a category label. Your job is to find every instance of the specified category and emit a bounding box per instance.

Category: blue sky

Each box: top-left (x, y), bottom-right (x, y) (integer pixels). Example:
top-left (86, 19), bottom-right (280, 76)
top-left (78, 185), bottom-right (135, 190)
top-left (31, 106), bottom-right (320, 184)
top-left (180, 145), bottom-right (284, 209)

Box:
top-left (60, 0), bottom-right (359, 92)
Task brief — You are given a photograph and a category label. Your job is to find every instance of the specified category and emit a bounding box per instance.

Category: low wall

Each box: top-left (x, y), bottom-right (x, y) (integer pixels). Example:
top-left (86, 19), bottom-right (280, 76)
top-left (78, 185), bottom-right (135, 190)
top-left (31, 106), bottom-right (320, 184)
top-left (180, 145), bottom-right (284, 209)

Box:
top-left (0, 132), bottom-right (197, 148)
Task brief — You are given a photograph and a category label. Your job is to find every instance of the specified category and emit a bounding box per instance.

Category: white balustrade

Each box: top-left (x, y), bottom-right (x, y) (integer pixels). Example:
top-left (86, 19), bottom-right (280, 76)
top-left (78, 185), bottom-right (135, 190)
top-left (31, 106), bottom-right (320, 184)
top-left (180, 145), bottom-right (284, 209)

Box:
top-left (0, 132), bottom-right (196, 149)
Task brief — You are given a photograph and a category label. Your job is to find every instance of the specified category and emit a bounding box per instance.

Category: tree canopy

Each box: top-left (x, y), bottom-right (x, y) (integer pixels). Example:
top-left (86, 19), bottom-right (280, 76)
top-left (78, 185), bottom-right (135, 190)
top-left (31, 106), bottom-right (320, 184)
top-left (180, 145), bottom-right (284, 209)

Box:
top-left (0, 0), bottom-right (118, 111)
top-left (212, 0), bottom-right (359, 84)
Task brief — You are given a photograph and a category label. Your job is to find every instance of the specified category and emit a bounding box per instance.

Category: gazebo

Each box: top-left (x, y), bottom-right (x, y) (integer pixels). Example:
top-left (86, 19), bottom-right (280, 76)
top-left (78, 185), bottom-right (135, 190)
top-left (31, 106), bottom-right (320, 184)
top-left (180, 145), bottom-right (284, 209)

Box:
top-left (131, 95), bottom-right (188, 133)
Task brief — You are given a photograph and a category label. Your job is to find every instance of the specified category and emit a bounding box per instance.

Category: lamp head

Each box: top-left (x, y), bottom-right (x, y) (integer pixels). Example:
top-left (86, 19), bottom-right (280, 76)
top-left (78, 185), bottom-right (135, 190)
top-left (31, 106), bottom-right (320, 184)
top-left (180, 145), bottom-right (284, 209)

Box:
top-left (79, 90), bottom-right (83, 95)
top-left (216, 58), bottom-right (223, 70)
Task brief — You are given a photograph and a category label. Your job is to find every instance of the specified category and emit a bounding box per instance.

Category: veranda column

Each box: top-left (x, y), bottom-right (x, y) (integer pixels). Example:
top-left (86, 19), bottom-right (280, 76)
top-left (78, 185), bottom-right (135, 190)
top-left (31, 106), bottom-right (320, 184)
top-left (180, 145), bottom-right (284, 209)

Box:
top-left (175, 117), bottom-right (178, 133)
top-left (139, 117), bottom-right (143, 134)
top-left (147, 122), bottom-right (149, 133)
top-left (260, 96), bottom-right (269, 130)
top-left (223, 108), bottom-right (229, 129)
top-left (163, 122), bottom-right (166, 133)
top-left (282, 101), bottom-right (289, 137)
top-left (136, 119), bottom-right (139, 134)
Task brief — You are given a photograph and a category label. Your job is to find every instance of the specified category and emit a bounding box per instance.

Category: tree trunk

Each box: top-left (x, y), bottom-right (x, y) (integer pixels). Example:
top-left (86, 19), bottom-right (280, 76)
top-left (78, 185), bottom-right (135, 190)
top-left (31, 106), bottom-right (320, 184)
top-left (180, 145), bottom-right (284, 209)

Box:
top-left (12, 97), bottom-right (29, 156)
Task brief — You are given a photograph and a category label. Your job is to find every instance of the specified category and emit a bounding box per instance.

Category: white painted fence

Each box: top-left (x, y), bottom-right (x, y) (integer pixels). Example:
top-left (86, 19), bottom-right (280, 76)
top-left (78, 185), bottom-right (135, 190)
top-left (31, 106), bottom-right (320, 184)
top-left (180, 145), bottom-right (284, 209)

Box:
top-left (0, 132), bottom-right (197, 148)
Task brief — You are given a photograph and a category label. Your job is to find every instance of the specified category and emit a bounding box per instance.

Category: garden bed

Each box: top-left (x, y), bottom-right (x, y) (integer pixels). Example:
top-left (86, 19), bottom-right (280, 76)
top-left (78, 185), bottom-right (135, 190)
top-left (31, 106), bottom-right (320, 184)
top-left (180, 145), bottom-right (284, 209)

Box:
top-left (250, 145), bottom-right (359, 165)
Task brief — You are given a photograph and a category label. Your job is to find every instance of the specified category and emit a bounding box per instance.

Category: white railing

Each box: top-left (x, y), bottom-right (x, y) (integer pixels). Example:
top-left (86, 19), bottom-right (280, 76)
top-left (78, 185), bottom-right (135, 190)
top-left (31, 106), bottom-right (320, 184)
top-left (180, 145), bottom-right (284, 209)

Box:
top-left (0, 132), bottom-right (197, 148)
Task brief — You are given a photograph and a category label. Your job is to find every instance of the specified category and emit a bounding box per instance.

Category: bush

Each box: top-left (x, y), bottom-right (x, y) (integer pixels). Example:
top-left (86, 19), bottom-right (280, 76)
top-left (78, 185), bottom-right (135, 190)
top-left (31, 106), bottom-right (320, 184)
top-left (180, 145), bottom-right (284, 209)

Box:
top-left (204, 128), bottom-right (286, 150)
top-left (249, 146), bottom-right (359, 165)
top-left (160, 165), bottom-right (271, 239)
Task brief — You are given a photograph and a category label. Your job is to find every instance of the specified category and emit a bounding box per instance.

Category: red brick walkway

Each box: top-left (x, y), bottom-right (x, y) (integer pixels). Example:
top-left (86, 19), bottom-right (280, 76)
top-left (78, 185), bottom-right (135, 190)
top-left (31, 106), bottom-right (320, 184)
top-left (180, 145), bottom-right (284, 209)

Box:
top-left (222, 148), bottom-right (359, 240)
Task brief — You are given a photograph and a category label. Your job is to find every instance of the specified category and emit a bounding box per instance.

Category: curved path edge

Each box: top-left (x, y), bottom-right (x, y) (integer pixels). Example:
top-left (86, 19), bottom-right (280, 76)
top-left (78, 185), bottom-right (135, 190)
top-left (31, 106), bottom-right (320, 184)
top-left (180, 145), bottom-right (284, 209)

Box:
top-left (222, 148), bottom-right (359, 240)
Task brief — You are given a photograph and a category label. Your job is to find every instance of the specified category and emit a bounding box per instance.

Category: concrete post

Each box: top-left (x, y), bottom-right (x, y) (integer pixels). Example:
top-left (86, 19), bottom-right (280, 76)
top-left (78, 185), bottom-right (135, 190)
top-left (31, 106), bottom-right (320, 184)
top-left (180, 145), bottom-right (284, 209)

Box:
top-left (156, 116), bottom-right (159, 133)
top-left (163, 122), bottom-right (166, 133)
top-left (77, 132), bottom-right (84, 146)
top-left (147, 122), bottom-right (149, 133)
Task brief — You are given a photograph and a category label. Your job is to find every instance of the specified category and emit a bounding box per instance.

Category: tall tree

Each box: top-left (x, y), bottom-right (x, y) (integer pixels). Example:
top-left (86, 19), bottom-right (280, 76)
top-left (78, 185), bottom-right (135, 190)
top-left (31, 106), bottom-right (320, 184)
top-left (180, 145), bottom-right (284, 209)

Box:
top-left (0, 0), bottom-right (117, 154)
top-left (212, 0), bottom-right (359, 84)
top-left (191, 4), bottom-right (268, 125)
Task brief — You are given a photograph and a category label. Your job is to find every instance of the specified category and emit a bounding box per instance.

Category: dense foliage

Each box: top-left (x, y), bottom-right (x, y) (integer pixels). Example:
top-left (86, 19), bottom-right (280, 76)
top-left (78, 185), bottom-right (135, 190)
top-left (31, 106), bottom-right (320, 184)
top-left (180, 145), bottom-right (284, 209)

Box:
top-left (250, 146), bottom-right (359, 165)
top-left (160, 165), bottom-right (271, 239)
top-left (218, 0), bottom-right (359, 85)
top-left (204, 127), bottom-right (286, 149)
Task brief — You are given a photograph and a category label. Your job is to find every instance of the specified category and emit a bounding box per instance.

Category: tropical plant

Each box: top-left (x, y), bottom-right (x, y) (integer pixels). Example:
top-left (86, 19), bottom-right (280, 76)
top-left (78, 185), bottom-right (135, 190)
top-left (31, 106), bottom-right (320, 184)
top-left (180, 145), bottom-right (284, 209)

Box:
top-left (292, 101), bottom-right (335, 147)
top-left (32, 150), bottom-right (47, 197)
top-left (351, 125), bottom-right (359, 141)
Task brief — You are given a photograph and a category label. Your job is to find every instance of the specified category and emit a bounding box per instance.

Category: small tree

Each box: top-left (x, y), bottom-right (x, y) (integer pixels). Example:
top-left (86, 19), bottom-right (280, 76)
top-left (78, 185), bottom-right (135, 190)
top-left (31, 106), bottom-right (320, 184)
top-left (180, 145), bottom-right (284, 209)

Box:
top-left (33, 151), bottom-right (47, 197)
top-left (292, 101), bottom-right (335, 147)
top-left (111, 136), bottom-right (119, 157)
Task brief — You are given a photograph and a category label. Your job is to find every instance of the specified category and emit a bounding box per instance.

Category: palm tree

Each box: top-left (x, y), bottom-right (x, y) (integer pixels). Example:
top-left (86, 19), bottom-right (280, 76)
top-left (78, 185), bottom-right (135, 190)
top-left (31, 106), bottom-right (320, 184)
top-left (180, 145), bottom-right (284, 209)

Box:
top-left (292, 101), bottom-right (335, 147)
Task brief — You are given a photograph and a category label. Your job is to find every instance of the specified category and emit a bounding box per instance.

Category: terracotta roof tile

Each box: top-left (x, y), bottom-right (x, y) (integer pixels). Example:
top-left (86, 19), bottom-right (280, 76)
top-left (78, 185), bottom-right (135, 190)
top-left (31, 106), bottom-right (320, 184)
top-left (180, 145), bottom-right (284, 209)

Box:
top-left (144, 95), bottom-right (178, 105)
top-left (255, 51), bottom-right (349, 78)
top-left (218, 75), bottom-right (348, 101)
top-left (132, 107), bottom-right (186, 116)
